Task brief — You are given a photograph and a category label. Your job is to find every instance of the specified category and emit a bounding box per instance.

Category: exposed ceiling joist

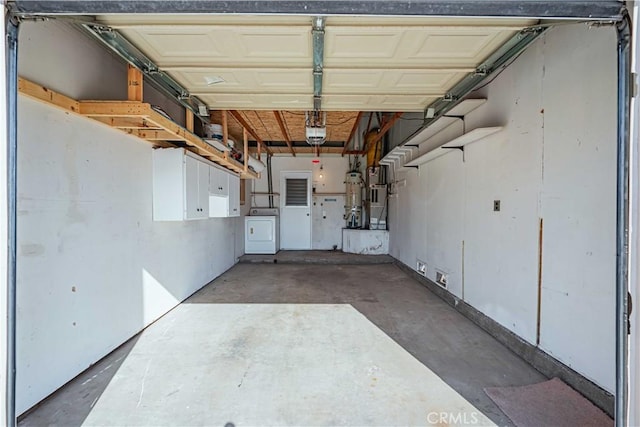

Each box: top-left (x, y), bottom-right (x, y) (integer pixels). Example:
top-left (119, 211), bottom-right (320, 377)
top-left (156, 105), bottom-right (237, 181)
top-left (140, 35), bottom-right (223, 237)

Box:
top-left (273, 111), bottom-right (296, 156)
top-left (12, 1), bottom-right (624, 21)
top-left (229, 110), bottom-right (274, 156)
top-left (342, 111), bottom-right (363, 156)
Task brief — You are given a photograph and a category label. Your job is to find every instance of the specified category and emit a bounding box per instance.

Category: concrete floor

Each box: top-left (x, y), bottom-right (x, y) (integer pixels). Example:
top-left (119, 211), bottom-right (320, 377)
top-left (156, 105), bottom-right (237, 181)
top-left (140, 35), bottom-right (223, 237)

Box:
top-left (20, 260), bottom-right (546, 426)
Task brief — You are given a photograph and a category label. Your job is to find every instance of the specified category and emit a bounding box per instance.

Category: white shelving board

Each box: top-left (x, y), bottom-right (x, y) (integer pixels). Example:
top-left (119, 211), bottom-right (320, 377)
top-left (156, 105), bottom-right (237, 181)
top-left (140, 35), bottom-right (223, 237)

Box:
top-left (379, 141), bottom-right (418, 165)
top-left (405, 126), bottom-right (503, 167)
top-left (404, 149), bottom-right (449, 166)
top-left (380, 98), bottom-right (487, 167)
top-left (405, 98), bottom-right (487, 146)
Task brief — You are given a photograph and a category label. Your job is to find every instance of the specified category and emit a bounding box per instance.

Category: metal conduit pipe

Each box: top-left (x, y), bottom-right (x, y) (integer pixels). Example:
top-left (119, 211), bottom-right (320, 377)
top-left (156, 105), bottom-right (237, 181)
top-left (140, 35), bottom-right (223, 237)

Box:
top-left (615, 10), bottom-right (632, 427)
top-left (267, 155), bottom-right (274, 209)
top-left (5, 14), bottom-right (20, 427)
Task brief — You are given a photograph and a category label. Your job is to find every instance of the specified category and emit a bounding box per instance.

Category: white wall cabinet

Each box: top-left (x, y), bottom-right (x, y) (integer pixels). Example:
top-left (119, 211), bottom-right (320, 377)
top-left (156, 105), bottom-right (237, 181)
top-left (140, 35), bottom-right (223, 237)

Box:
top-left (153, 147), bottom-right (240, 220)
top-left (153, 148), bottom-right (210, 220)
top-left (209, 165), bottom-right (228, 196)
top-left (209, 167), bottom-right (240, 218)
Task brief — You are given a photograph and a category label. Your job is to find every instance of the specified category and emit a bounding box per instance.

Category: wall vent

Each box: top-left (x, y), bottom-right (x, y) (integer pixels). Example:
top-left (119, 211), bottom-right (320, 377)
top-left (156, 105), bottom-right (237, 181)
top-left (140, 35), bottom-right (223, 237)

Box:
top-left (416, 260), bottom-right (427, 276)
top-left (436, 270), bottom-right (448, 288)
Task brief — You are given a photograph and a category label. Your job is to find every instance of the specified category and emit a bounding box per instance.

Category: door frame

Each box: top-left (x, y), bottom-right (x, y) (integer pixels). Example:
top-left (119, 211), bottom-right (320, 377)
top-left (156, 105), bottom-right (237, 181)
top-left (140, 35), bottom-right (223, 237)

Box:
top-left (280, 170), bottom-right (312, 249)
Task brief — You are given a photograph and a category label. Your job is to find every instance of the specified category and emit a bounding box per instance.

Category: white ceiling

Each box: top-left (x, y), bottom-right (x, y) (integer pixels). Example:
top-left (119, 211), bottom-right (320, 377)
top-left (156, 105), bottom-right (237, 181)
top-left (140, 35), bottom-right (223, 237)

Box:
top-left (97, 15), bottom-right (537, 112)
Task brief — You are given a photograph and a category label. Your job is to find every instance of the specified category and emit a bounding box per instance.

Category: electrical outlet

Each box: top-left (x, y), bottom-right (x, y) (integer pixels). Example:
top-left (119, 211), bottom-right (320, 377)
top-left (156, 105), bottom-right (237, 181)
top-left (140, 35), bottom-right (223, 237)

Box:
top-left (436, 271), bottom-right (448, 288)
top-left (416, 260), bottom-right (427, 276)
top-left (493, 200), bottom-right (501, 212)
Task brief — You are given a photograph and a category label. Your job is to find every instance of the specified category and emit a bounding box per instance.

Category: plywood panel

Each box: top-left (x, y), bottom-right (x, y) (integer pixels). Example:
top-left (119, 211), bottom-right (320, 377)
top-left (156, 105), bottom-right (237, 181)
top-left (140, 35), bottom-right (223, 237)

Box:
top-left (213, 110), bottom-right (358, 147)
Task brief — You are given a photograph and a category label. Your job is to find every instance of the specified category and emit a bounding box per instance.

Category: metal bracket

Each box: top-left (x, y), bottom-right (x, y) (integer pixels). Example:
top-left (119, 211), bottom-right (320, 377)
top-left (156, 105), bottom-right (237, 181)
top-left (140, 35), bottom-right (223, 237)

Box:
top-left (441, 146), bottom-right (464, 152)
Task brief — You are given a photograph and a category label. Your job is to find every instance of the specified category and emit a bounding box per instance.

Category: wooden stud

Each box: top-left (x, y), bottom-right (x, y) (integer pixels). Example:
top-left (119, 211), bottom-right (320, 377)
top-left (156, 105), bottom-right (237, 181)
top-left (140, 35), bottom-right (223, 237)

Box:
top-left (125, 129), bottom-right (184, 141)
top-left (273, 111), bottom-right (295, 156)
top-left (17, 77), bottom-right (259, 179)
top-left (257, 138), bottom-right (262, 161)
top-left (185, 109), bottom-right (194, 132)
top-left (91, 117), bottom-right (160, 129)
top-left (79, 101), bottom-right (151, 117)
top-left (18, 77), bottom-right (80, 112)
top-left (342, 111), bottom-right (363, 156)
top-left (240, 179), bottom-right (246, 206)
top-left (229, 110), bottom-right (273, 156)
top-left (222, 110), bottom-right (229, 145)
top-left (243, 128), bottom-right (249, 173)
top-left (536, 218), bottom-right (544, 345)
top-left (222, 110), bottom-right (229, 159)
top-left (127, 65), bottom-right (144, 102)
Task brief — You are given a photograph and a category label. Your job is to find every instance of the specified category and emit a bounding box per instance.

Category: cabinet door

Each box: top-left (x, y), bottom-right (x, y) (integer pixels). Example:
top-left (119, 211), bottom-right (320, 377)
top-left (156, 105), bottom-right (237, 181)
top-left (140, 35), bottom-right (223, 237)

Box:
top-left (228, 174), bottom-right (240, 217)
top-left (218, 170), bottom-right (229, 197)
top-left (209, 166), bottom-right (221, 196)
top-left (184, 155), bottom-right (201, 219)
top-left (209, 166), bottom-right (229, 196)
top-left (198, 162), bottom-right (210, 217)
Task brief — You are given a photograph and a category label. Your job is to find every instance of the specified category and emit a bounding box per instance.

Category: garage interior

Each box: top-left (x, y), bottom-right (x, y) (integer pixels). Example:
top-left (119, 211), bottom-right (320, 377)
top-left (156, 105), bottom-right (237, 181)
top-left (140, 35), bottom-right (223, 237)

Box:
top-left (3, 1), bottom-right (640, 426)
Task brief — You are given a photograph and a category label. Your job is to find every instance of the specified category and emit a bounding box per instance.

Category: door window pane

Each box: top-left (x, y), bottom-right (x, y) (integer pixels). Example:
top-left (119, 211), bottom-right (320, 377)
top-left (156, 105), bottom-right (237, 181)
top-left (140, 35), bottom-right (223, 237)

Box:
top-left (286, 178), bottom-right (308, 206)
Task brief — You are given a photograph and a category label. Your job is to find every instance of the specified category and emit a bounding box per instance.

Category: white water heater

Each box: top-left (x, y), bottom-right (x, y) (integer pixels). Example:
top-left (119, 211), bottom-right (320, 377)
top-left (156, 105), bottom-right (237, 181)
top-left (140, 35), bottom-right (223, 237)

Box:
top-left (344, 171), bottom-right (363, 228)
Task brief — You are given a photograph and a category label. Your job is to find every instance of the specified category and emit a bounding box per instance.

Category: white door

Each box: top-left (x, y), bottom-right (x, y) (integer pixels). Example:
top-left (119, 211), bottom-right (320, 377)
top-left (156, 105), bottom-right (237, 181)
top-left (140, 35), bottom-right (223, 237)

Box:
top-left (280, 171), bottom-right (312, 249)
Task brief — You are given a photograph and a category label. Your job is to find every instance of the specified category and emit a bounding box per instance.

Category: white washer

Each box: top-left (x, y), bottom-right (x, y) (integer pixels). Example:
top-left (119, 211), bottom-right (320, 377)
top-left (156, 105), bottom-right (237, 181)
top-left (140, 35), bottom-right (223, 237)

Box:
top-left (245, 208), bottom-right (280, 254)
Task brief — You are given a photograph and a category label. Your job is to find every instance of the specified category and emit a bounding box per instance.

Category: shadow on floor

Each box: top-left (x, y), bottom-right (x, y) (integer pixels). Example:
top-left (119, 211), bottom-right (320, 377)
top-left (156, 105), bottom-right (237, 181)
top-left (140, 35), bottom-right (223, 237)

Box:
top-left (185, 262), bottom-right (546, 426)
top-left (19, 258), bottom-right (544, 426)
top-left (18, 335), bottom-right (140, 427)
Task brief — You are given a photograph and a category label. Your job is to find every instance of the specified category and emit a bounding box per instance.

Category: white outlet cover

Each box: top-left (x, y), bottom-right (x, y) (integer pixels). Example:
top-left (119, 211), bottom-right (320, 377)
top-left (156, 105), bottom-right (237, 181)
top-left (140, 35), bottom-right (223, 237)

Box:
top-left (416, 260), bottom-right (427, 276)
top-left (436, 271), bottom-right (448, 287)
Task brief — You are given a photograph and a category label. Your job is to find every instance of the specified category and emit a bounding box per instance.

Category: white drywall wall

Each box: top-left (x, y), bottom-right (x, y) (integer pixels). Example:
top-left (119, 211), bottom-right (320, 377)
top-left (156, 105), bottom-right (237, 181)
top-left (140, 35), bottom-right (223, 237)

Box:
top-left (425, 151), bottom-right (464, 298)
top-left (252, 155), bottom-right (349, 249)
top-left (16, 21), bottom-right (242, 414)
top-left (389, 24), bottom-right (616, 392)
top-left (537, 24), bottom-right (617, 393)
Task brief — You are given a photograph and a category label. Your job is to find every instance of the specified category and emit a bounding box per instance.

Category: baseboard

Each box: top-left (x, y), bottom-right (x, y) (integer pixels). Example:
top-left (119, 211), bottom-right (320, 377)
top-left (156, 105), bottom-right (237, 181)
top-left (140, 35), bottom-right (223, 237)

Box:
top-left (393, 259), bottom-right (615, 417)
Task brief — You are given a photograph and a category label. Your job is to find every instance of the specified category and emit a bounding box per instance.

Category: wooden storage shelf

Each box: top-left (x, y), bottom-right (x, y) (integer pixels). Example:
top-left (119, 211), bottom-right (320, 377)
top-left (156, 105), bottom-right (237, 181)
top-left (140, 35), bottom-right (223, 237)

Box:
top-left (405, 126), bottom-right (503, 167)
top-left (380, 98), bottom-right (488, 168)
top-left (19, 78), bottom-right (258, 179)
